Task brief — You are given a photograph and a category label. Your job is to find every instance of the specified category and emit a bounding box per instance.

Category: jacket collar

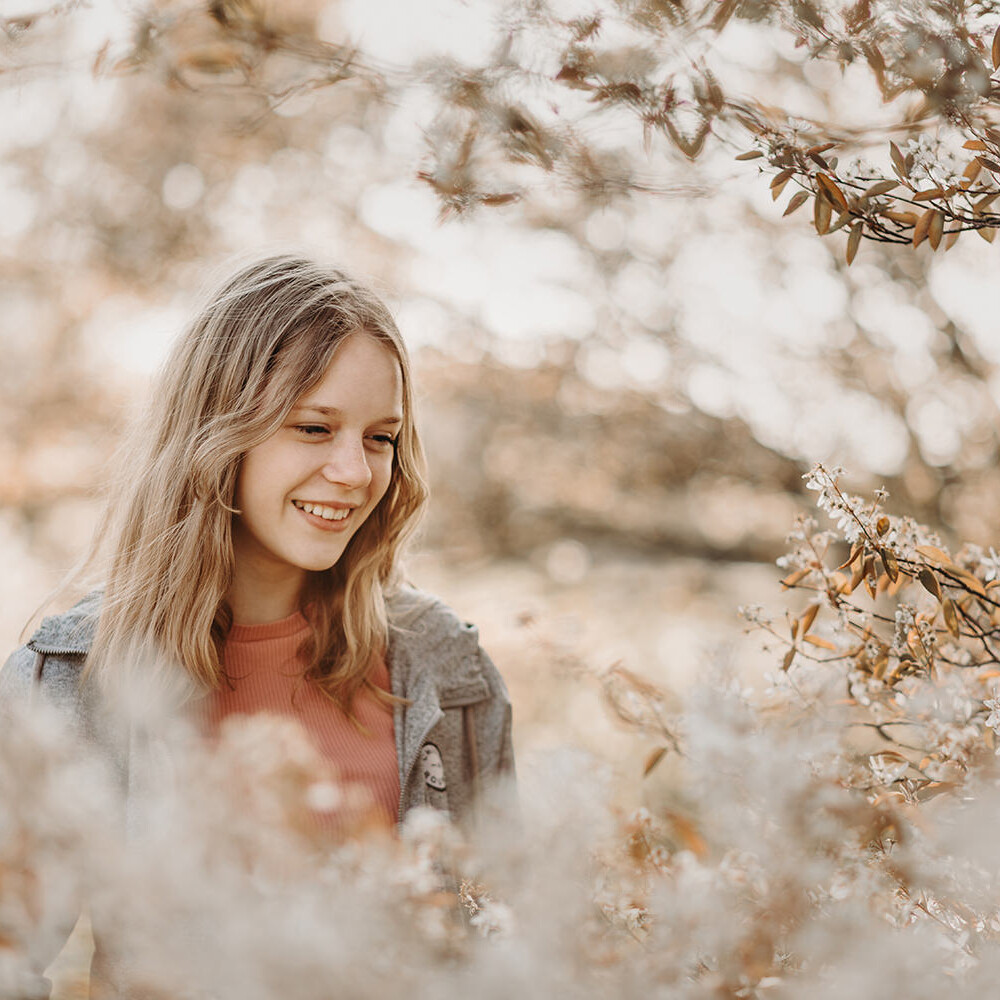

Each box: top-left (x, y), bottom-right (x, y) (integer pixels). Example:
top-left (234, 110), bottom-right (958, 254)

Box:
top-left (386, 586), bottom-right (490, 707)
top-left (27, 590), bottom-right (102, 657)
top-left (27, 586), bottom-right (492, 706)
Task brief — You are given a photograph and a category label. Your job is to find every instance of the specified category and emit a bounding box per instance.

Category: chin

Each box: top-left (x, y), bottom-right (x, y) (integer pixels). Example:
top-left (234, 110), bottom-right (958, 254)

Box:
top-left (300, 557), bottom-right (346, 573)
top-left (301, 549), bottom-right (351, 573)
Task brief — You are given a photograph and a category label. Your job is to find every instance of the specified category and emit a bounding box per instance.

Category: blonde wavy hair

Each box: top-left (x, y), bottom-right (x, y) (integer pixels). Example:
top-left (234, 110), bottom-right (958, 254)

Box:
top-left (85, 253), bottom-right (428, 712)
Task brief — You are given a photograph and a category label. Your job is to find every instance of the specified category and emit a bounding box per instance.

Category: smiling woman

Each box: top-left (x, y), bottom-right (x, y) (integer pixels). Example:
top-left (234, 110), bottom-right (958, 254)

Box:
top-left (0, 253), bottom-right (515, 995)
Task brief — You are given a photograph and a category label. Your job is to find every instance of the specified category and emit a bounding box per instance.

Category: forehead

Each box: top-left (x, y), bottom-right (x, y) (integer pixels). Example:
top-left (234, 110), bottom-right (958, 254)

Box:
top-left (295, 331), bottom-right (403, 413)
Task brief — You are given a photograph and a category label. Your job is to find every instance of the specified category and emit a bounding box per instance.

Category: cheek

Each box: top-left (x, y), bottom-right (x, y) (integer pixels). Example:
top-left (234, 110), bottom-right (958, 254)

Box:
top-left (235, 446), bottom-right (283, 515)
top-left (370, 456), bottom-right (395, 505)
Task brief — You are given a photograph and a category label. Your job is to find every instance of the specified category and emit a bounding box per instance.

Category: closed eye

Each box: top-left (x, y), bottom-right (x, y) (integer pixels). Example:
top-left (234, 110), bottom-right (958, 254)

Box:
top-left (294, 424), bottom-right (329, 438)
top-left (368, 433), bottom-right (398, 449)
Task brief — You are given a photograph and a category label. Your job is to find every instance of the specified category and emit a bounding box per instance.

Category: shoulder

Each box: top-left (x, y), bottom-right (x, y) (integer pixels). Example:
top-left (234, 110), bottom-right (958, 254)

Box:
top-left (0, 591), bottom-right (101, 705)
top-left (25, 590), bottom-right (102, 657)
top-left (0, 645), bottom-right (41, 702)
top-left (386, 585), bottom-right (508, 704)
top-left (387, 584), bottom-right (480, 648)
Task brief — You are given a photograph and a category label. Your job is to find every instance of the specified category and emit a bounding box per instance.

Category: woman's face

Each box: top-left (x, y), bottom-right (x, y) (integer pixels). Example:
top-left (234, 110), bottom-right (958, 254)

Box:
top-left (232, 331), bottom-right (403, 597)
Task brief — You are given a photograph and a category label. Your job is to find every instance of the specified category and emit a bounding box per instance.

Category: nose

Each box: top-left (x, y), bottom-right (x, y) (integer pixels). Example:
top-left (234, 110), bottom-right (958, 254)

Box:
top-left (321, 435), bottom-right (372, 490)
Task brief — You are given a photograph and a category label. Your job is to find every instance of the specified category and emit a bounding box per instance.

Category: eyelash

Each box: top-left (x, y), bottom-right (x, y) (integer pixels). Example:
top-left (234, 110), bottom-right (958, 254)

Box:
top-left (294, 425), bottom-right (398, 449)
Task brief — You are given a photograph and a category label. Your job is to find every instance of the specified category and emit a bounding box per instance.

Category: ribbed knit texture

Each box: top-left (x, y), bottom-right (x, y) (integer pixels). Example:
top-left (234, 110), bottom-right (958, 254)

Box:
top-left (203, 611), bottom-right (399, 834)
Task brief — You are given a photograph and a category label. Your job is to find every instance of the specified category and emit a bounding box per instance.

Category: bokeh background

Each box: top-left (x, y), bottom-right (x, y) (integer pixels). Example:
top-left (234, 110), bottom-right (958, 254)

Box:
top-left (6, 0), bottom-right (1000, 798)
top-left (8, 2), bottom-right (1000, 992)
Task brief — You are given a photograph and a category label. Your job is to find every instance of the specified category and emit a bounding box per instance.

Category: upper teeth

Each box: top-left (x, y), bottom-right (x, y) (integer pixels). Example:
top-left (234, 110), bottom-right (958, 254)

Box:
top-left (293, 500), bottom-right (350, 521)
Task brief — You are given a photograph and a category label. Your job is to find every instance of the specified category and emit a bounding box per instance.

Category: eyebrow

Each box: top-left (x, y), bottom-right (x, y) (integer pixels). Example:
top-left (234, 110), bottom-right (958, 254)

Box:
top-left (292, 404), bottom-right (403, 425)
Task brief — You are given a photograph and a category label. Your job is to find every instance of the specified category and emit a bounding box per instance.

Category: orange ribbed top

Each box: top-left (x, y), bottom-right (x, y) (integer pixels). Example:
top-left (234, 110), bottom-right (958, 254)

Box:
top-left (203, 611), bottom-right (399, 833)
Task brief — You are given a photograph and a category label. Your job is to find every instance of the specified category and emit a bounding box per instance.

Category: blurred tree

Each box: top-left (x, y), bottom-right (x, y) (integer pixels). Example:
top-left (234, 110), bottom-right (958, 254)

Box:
top-left (4, 0), bottom-right (1000, 583)
top-left (85, 0), bottom-right (1000, 251)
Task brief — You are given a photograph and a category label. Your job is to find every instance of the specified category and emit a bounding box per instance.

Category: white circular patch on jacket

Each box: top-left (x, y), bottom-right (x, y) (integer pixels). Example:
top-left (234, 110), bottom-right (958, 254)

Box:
top-left (420, 743), bottom-right (446, 791)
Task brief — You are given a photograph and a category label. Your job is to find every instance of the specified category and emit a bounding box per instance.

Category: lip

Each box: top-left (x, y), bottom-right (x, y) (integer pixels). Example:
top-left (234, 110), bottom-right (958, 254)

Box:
top-left (290, 499), bottom-right (357, 532)
top-left (292, 499), bottom-right (357, 509)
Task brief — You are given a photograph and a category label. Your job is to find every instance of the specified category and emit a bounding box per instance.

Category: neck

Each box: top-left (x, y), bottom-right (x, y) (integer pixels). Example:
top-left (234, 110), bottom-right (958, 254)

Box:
top-left (228, 565), bottom-right (306, 626)
top-left (226, 580), bottom-right (302, 625)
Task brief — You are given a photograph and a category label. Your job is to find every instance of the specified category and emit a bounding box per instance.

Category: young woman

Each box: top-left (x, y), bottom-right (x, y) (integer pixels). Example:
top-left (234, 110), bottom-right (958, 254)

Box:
top-left (2, 253), bottom-right (514, 837)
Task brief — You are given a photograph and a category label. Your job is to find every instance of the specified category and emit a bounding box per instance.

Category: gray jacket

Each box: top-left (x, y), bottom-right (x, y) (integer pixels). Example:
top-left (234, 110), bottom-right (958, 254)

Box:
top-left (0, 586), bottom-right (515, 827)
top-left (0, 586), bottom-right (514, 997)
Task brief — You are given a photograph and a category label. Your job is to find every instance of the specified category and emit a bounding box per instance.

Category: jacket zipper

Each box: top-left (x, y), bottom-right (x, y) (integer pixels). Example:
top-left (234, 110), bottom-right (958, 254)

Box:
top-left (397, 707), bottom-right (443, 824)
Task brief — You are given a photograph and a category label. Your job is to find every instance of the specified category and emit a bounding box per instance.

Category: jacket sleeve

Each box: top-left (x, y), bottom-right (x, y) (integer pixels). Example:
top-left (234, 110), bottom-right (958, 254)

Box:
top-left (0, 647), bottom-right (88, 995)
top-left (463, 643), bottom-right (518, 840)
top-left (474, 645), bottom-right (515, 783)
top-left (1, 645), bottom-right (91, 735)
top-left (0, 644), bottom-right (42, 705)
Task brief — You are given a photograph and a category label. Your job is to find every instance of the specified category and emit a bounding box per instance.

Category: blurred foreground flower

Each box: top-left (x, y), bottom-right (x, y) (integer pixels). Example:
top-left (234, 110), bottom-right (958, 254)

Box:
top-left (11, 477), bottom-right (1000, 996)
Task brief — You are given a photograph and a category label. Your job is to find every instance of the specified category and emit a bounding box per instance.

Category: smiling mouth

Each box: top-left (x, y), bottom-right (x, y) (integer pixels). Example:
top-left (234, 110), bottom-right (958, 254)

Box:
top-left (291, 499), bottom-right (352, 522)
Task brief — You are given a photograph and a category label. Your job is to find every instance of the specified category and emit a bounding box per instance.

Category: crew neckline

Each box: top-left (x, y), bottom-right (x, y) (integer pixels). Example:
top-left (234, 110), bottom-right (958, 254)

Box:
top-left (227, 610), bottom-right (311, 643)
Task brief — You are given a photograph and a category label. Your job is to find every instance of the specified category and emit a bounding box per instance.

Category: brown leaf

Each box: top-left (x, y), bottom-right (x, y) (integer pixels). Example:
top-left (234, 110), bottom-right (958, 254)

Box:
top-left (912, 188), bottom-right (945, 201)
top-left (665, 811), bottom-right (708, 858)
top-left (782, 647), bottom-right (796, 672)
top-left (479, 192), bottom-right (520, 207)
top-left (866, 179), bottom-right (899, 197)
top-left (927, 211), bottom-right (944, 250)
top-left (872, 650), bottom-right (889, 678)
top-left (876, 516), bottom-right (890, 536)
top-left (993, 24), bottom-right (1000, 70)
top-left (855, 554), bottom-right (876, 593)
top-left (554, 65), bottom-right (591, 88)
top-left (176, 44), bottom-right (244, 74)
top-left (771, 168), bottom-right (794, 200)
top-left (828, 210), bottom-right (852, 234)
top-left (884, 209), bottom-right (918, 225)
top-left (643, 746), bottom-right (668, 777)
top-left (736, 150), bottom-right (764, 161)
top-left (838, 542), bottom-right (865, 570)
top-left (800, 603), bottom-right (820, 634)
top-left (945, 230), bottom-right (960, 250)
top-left (803, 634), bottom-right (836, 650)
top-left (784, 191), bottom-right (810, 216)
top-left (711, 0), bottom-right (739, 31)
top-left (962, 160), bottom-right (982, 186)
top-left (845, 0), bottom-right (871, 33)
top-left (974, 192), bottom-right (1000, 213)
top-left (890, 141), bottom-right (909, 179)
top-left (814, 192), bottom-right (833, 234)
top-left (781, 567), bottom-right (811, 589)
top-left (942, 597), bottom-right (961, 638)
top-left (918, 568), bottom-right (942, 600)
top-left (665, 118), bottom-right (709, 159)
top-left (963, 139), bottom-right (989, 151)
top-left (916, 544), bottom-right (952, 565)
top-left (816, 173), bottom-right (849, 212)
top-left (846, 224), bottom-right (862, 264)
top-left (880, 548), bottom-right (900, 583)
top-left (912, 207), bottom-right (935, 247)
top-left (92, 40), bottom-right (111, 77)
top-left (978, 225), bottom-right (997, 243)
top-left (978, 156), bottom-right (1000, 173)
